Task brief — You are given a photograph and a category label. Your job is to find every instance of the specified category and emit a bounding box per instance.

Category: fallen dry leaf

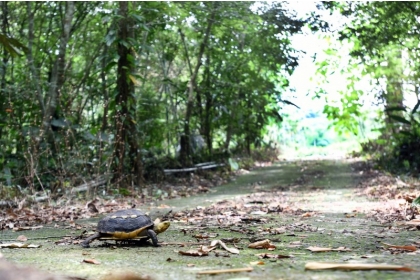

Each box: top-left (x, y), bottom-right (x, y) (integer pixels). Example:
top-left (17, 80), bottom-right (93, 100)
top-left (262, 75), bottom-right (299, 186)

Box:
top-left (345, 213), bottom-right (357, 218)
top-left (306, 246), bottom-right (351, 252)
top-left (86, 199), bottom-right (99, 213)
top-left (12, 226), bottom-right (43, 232)
top-left (198, 245), bottom-right (217, 253)
top-left (332, 247), bottom-right (352, 252)
top-left (16, 235), bottom-right (27, 242)
top-left (101, 271), bottom-right (152, 280)
top-left (250, 261), bottom-right (265, 265)
top-left (248, 239), bottom-right (276, 249)
top-left (256, 253), bottom-right (292, 259)
top-left (210, 240), bottom-right (240, 254)
top-left (83, 258), bottom-right (101, 265)
top-left (0, 243), bottom-right (41, 248)
top-left (406, 219), bottom-right (420, 226)
top-left (382, 243), bottom-right (417, 252)
top-left (159, 204), bottom-right (171, 208)
top-left (194, 233), bottom-right (218, 239)
top-left (178, 247), bottom-right (209, 257)
top-left (305, 262), bottom-right (415, 272)
top-left (306, 246), bottom-right (332, 252)
top-left (301, 212), bottom-right (316, 218)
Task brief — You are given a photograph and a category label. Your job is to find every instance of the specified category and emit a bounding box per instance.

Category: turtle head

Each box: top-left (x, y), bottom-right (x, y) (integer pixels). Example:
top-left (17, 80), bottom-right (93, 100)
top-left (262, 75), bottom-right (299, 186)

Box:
top-left (154, 220), bottom-right (170, 234)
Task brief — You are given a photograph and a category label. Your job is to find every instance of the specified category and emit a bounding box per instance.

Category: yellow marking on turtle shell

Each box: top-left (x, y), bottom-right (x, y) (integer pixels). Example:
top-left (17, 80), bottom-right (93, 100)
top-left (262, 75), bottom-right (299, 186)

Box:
top-left (130, 215), bottom-right (137, 218)
top-left (109, 226), bottom-right (149, 239)
top-left (111, 215), bottom-right (117, 219)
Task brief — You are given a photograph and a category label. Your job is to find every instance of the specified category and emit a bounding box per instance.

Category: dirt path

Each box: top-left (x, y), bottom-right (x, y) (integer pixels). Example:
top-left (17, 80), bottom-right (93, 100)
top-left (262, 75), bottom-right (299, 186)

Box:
top-left (1, 159), bottom-right (419, 280)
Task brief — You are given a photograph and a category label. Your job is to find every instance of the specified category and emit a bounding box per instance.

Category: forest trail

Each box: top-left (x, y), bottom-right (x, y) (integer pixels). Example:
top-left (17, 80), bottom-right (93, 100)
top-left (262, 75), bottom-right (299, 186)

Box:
top-left (1, 158), bottom-right (419, 280)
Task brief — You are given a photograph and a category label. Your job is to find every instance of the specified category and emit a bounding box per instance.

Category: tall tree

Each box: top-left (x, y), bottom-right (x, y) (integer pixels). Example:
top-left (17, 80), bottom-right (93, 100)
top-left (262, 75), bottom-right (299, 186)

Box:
top-left (112, 1), bottom-right (141, 187)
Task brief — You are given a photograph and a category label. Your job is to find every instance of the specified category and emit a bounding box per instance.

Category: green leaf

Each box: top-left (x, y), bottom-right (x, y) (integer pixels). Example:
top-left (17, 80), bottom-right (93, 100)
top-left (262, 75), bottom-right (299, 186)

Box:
top-left (280, 99), bottom-right (300, 109)
top-left (399, 130), bottom-right (414, 137)
top-left (131, 14), bottom-right (144, 23)
top-left (389, 114), bottom-right (411, 125)
top-left (105, 30), bottom-right (117, 47)
top-left (412, 195), bottom-right (420, 209)
top-left (0, 34), bottom-right (27, 57)
top-left (104, 61), bottom-right (117, 73)
top-left (411, 100), bottom-right (420, 115)
top-left (384, 106), bottom-right (406, 112)
top-left (228, 158), bottom-right (239, 171)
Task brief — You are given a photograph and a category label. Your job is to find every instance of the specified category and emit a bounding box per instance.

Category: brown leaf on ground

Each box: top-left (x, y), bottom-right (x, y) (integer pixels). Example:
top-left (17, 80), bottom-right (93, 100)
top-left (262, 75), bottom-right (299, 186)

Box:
top-left (86, 199), bottom-right (99, 214)
top-left (306, 246), bottom-right (332, 252)
top-left (307, 246), bottom-right (352, 252)
top-left (13, 226), bottom-right (43, 231)
top-left (305, 262), bottom-right (415, 272)
top-left (248, 239), bottom-right (276, 249)
top-left (0, 243), bottom-right (41, 248)
top-left (382, 242), bottom-right (417, 252)
top-left (198, 245), bottom-right (217, 253)
top-left (16, 235), bottom-right (27, 242)
top-left (101, 272), bottom-right (152, 280)
top-left (406, 219), bottom-right (420, 226)
top-left (256, 253), bottom-right (292, 259)
top-left (178, 247), bottom-right (209, 257)
top-left (210, 240), bottom-right (240, 254)
top-left (194, 233), bottom-right (218, 239)
top-left (332, 247), bottom-right (352, 252)
top-left (82, 259), bottom-right (101, 265)
top-left (250, 261), bottom-right (265, 265)
top-left (301, 212), bottom-right (316, 218)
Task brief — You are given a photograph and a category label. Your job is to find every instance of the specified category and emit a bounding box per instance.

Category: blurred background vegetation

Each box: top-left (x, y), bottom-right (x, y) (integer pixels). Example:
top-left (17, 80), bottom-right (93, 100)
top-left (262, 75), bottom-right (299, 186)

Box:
top-left (0, 1), bottom-right (419, 201)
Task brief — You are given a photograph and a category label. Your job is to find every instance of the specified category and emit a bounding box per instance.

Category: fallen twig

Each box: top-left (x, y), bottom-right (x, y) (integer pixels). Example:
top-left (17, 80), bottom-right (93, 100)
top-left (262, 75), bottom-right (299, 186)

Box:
top-left (305, 262), bottom-right (415, 272)
top-left (197, 267), bottom-right (253, 275)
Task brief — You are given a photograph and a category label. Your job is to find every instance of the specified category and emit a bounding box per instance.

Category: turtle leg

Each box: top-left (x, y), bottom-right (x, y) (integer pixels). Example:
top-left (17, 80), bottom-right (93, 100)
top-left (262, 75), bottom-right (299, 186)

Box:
top-left (81, 232), bottom-right (101, 248)
top-left (147, 229), bottom-right (160, 247)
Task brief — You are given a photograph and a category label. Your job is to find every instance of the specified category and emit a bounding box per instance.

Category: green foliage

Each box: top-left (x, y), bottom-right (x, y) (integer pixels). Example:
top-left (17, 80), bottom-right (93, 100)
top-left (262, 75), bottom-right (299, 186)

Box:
top-left (413, 195), bottom-right (420, 209)
top-left (0, 1), bottom-right (311, 191)
top-left (317, 2), bottom-right (420, 175)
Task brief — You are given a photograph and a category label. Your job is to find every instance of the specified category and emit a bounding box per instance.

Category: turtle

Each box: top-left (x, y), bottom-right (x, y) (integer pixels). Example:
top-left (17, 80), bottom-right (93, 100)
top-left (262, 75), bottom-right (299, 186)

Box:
top-left (81, 209), bottom-right (170, 248)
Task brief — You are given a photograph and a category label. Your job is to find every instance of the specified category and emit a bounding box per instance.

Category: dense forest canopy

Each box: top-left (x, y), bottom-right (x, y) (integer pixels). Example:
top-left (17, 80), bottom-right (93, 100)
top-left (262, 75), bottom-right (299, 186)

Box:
top-left (0, 1), bottom-right (418, 195)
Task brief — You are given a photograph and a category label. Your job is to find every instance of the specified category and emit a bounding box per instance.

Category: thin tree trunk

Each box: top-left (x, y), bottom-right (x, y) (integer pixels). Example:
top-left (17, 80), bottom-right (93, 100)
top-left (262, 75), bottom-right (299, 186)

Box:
top-left (27, 2), bottom-right (45, 115)
top-left (384, 48), bottom-right (404, 134)
top-left (113, 1), bottom-right (142, 187)
top-left (0, 1), bottom-right (9, 140)
top-left (39, 1), bottom-right (74, 142)
top-left (180, 2), bottom-right (218, 166)
top-left (100, 43), bottom-right (109, 132)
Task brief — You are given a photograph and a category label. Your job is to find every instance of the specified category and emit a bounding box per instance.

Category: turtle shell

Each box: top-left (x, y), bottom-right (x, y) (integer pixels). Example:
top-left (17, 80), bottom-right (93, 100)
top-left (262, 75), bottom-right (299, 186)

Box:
top-left (97, 209), bottom-right (153, 239)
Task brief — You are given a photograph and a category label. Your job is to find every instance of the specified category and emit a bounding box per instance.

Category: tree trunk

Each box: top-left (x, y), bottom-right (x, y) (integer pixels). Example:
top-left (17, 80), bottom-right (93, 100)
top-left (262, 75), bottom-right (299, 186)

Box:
top-left (180, 2), bottom-right (218, 166)
top-left (384, 48), bottom-right (404, 134)
top-left (0, 1), bottom-right (9, 141)
top-left (39, 1), bottom-right (74, 145)
top-left (202, 51), bottom-right (213, 156)
top-left (27, 2), bottom-right (45, 115)
top-left (113, 1), bottom-right (142, 188)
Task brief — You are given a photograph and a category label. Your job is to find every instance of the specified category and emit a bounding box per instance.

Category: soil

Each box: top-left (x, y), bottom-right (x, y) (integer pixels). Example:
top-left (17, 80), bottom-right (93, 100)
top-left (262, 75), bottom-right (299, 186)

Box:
top-left (0, 158), bottom-right (419, 280)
